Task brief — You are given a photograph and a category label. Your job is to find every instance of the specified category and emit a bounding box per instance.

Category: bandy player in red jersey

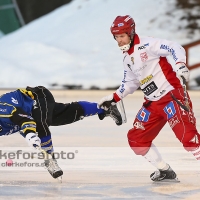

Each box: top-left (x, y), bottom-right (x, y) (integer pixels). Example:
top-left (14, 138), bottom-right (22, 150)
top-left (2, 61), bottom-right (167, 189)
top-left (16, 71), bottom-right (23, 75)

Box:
top-left (98, 15), bottom-right (200, 182)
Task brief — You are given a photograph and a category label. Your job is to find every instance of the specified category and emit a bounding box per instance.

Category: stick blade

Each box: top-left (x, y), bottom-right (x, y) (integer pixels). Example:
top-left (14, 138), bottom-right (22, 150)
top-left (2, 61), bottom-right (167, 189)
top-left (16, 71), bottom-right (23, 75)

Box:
top-left (117, 100), bottom-right (127, 124)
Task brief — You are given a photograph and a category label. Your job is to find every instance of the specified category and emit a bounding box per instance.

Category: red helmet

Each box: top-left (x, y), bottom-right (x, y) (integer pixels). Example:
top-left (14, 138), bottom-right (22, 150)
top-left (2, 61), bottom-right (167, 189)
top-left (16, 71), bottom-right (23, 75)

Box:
top-left (110, 15), bottom-right (135, 39)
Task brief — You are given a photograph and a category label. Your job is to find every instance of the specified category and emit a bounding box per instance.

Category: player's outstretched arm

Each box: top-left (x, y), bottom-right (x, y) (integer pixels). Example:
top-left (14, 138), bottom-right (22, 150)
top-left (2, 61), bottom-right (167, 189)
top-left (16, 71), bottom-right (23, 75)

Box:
top-left (78, 101), bottom-right (122, 125)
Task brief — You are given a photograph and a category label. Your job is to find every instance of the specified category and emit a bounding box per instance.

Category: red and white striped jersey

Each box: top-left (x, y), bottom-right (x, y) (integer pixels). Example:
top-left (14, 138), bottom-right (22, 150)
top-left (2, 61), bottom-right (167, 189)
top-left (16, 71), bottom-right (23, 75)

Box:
top-left (115, 34), bottom-right (186, 101)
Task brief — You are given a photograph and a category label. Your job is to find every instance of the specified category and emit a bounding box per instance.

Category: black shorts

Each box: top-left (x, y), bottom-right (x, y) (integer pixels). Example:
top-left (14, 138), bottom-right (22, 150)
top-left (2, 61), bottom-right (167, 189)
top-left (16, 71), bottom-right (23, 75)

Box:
top-left (26, 86), bottom-right (84, 137)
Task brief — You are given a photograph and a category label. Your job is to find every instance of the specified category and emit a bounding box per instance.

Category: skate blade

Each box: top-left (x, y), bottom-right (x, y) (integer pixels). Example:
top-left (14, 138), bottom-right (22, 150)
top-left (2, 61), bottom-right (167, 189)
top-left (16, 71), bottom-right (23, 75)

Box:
top-left (153, 177), bottom-right (180, 183)
top-left (57, 176), bottom-right (62, 183)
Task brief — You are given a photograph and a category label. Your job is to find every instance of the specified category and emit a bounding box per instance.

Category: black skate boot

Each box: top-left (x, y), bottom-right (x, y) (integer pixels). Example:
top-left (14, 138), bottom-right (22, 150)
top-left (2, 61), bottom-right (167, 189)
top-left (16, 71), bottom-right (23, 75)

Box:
top-left (98, 104), bottom-right (122, 125)
top-left (44, 158), bottom-right (63, 179)
top-left (150, 165), bottom-right (179, 182)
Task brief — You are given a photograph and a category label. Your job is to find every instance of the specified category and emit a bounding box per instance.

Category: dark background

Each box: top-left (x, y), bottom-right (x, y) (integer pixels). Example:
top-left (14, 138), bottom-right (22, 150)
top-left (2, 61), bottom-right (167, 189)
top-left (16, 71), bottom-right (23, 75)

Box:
top-left (17, 0), bottom-right (200, 35)
top-left (175, 0), bottom-right (200, 33)
top-left (16, 0), bottom-right (72, 24)
top-left (0, 0), bottom-right (72, 34)
top-left (0, 0), bottom-right (199, 34)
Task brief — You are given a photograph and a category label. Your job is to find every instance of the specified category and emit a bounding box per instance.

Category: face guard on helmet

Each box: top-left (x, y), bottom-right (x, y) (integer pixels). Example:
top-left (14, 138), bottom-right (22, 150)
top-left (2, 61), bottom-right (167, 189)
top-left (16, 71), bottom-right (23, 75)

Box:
top-left (110, 15), bottom-right (135, 51)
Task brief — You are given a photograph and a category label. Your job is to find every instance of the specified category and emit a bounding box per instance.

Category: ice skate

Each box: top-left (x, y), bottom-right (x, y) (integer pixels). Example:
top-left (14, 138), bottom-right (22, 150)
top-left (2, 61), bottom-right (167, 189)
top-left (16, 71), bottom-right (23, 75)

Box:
top-left (98, 104), bottom-right (122, 125)
top-left (150, 165), bottom-right (179, 182)
top-left (44, 158), bottom-right (63, 181)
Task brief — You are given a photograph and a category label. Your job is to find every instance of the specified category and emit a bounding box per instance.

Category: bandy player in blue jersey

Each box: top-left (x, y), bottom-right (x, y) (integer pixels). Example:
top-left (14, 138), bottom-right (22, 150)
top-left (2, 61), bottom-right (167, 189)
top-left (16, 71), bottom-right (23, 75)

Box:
top-left (0, 86), bottom-right (122, 179)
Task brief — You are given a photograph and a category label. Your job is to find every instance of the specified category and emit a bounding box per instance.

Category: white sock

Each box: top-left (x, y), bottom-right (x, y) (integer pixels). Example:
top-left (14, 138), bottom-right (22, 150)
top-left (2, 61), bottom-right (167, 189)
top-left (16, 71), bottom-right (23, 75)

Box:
top-left (144, 143), bottom-right (169, 170)
top-left (190, 146), bottom-right (200, 160)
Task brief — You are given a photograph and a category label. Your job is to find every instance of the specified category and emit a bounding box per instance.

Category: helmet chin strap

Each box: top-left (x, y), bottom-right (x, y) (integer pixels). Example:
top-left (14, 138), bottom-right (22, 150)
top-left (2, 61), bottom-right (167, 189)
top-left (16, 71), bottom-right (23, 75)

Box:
top-left (119, 40), bottom-right (132, 52)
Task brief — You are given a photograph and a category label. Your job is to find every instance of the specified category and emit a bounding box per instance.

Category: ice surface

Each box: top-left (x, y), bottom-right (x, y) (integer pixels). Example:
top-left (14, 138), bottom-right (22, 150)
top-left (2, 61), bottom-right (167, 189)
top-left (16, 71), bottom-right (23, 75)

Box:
top-left (0, 90), bottom-right (200, 200)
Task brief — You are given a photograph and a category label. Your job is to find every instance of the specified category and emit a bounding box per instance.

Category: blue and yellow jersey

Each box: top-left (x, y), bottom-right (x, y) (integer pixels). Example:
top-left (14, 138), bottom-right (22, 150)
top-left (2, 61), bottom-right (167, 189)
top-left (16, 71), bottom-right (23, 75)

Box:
top-left (0, 89), bottom-right (36, 136)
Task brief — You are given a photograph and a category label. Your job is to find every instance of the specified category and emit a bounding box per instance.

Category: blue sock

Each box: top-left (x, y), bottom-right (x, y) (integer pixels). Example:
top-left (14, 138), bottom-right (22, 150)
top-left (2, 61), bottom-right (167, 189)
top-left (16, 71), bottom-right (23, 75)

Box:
top-left (78, 101), bottom-right (104, 117)
top-left (40, 135), bottom-right (54, 154)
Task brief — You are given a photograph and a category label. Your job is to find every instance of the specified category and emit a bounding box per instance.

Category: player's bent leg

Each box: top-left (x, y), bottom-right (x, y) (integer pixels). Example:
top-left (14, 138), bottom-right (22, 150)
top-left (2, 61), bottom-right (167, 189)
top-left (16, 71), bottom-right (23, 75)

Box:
top-left (165, 90), bottom-right (200, 162)
top-left (51, 102), bottom-right (84, 126)
top-left (167, 106), bottom-right (200, 154)
top-left (127, 107), bottom-right (179, 181)
top-left (182, 133), bottom-right (200, 160)
top-left (26, 86), bottom-right (65, 179)
top-left (190, 145), bottom-right (200, 161)
top-left (127, 111), bottom-right (166, 156)
top-left (40, 135), bottom-right (54, 154)
top-left (28, 86), bottom-right (55, 128)
top-left (37, 136), bottom-right (63, 179)
top-left (39, 134), bottom-right (63, 179)
top-left (144, 144), bottom-right (179, 182)
top-left (33, 117), bottom-right (63, 179)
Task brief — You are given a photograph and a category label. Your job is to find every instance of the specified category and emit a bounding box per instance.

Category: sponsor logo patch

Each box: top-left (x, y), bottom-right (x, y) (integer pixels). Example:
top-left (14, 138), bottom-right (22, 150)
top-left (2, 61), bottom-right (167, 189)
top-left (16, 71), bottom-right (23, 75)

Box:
top-left (33, 100), bottom-right (38, 109)
top-left (0, 108), bottom-right (7, 112)
top-left (5, 125), bottom-right (19, 135)
top-left (131, 57), bottom-right (134, 64)
top-left (153, 90), bottom-right (166, 98)
top-left (140, 75), bottom-right (153, 85)
top-left (138, 43), bottom-right (149, 50)
top-left (164, 101), bottom-right (176, 119)
top-left (168, 116), bottom-right (180, 128)
top-left (18, 114), bottom-right (34, 120)
top-left (133, 121), bottom-right (145, 130)
top-left (120, 70), bottom-right (127, 93)
top-left (142, 81), bottom-right (158, 96)
top-left (140, 52), bottom-right (148, 62)
top-left (138, 45), bottom-right (146, 50)
top-left (118, 23), bottom-right (124, 27)
top-left (133, 65), bottom-right (147, 73)
top-left (189, 135), bottom-right (199, 144)
top-left (11, 97), bottom-right (18, 104)
top-left (160, 44), bottom-right (178, 61)
top-left (188, 110), bottom-right (196, 125)
top-left (137, 107), bottom-right (150, 122)
top-left (127, 64), bottom-right (132, 71)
